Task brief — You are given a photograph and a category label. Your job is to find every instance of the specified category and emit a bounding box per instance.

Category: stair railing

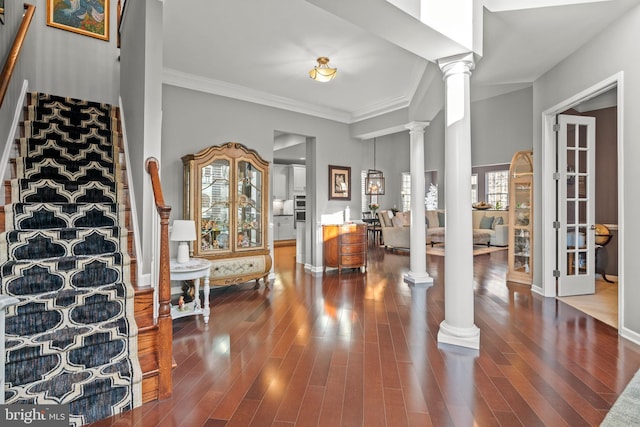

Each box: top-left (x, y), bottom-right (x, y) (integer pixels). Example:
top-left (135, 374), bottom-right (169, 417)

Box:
top-left (0, 3), bottom-right (35, 107)
top-left (145, 157), bottom-right (173, 399)
top-left (0, 2), bottom-right (35, 405)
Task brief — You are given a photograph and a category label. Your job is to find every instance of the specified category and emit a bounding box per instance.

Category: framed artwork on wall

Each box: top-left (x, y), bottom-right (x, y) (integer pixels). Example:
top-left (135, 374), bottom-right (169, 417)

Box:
top-left (47, 0), bottom-right (110, 41)
top-left (329, 165), bottom-right (351, 200)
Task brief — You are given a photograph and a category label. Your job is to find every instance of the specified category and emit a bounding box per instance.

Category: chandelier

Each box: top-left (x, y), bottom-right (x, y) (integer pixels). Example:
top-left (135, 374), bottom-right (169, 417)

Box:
top-left (365, 138), bottom-right (385, 195)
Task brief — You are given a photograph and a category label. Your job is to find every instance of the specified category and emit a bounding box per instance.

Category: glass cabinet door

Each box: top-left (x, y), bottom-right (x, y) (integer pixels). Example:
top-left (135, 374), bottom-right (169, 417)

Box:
top-left (236, 160), bottom-right (263, 250)
top-left (512, 180), bottom-right (532, 274)
top-left (200, 159), bottom-right (230, 253)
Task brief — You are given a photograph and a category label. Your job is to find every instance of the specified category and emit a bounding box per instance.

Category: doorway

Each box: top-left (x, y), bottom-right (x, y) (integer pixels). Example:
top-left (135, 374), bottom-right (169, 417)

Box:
top-left (541, 73), bottom-right (623, 330)
top-left (273, 131), bottom-right (309, 268)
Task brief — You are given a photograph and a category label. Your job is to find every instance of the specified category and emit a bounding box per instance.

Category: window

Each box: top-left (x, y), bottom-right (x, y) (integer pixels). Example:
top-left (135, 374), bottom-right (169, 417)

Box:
top-left (471, 173), bottom-right (478, 204)
top-left (486, 170), bottom-right (509, 209)
top-left (425, 183), bottom-right (438, 210)
top-left (401, 172), bottom-right (438, 212)
top-left (401, 172), bottom-right (411, 211)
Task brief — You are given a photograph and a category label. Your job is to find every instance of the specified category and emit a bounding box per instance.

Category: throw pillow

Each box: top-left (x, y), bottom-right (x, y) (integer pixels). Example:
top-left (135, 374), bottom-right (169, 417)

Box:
top-left (438, 211), bottom-right (445, 227)
top-left (391, 217), bottom-right (403, 227)
top-left (479, 216), bottom-right (495, 229)
top-left (382, 211), bottom-right (393, 227)
top-left (493, 216), bottom-right (504, 229)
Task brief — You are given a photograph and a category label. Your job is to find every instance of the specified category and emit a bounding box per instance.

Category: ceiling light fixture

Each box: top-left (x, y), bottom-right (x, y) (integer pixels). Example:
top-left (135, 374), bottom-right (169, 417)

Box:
top-left (365, 138), bottom-right (385, 196)
top-left (309, 57), bottom-right (337, 82)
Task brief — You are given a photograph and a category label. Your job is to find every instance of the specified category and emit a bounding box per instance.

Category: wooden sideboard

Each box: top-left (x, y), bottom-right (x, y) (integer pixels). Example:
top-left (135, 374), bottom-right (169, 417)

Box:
top-left (323, 223), bottom-right (367, 273)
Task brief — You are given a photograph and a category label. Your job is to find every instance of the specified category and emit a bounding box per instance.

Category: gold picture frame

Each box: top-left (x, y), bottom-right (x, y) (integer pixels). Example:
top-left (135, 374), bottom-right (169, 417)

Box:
top-left (329, 165), bottom-right (351, 200)
top-left (47, 0), bottom-right (109, 41)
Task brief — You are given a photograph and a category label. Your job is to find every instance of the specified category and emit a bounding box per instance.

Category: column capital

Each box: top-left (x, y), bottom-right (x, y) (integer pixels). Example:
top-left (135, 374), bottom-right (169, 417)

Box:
top-left (405, 121), bottom-right (430, 133)
top-left (438, 52), bottom-right (475, 79)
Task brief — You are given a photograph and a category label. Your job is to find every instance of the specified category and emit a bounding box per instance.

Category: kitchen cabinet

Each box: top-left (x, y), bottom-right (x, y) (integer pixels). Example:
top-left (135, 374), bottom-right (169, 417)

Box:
top-left (289, 164), bottom-right (306, 194)
top-left (274, 215), bottom-right (295, 240)
top-left (273, 164), bottom-right (289, 200)
top-left (182, 142), bottom-right (272, 288)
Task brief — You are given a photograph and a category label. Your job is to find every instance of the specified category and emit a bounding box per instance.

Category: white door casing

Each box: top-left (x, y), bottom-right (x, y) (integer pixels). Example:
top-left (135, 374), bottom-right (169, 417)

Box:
top-left (557, 114), bottom-right (596, 297)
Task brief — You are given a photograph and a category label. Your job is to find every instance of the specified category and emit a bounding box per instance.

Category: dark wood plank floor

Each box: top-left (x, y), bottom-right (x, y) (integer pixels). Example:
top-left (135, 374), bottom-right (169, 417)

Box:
top-left (90, 244), bottom-right (640, 426)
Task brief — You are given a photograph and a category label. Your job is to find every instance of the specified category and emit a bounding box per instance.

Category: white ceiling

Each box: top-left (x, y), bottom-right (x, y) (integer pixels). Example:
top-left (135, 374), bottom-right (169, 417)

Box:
top-left (162, 0), bottom-right (637, 161)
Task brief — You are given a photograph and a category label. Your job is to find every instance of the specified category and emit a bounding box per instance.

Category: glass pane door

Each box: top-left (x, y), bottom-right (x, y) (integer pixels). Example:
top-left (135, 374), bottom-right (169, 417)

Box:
top-left (200, 159), bottom-right (230, 252)
top-left (237, 160), bottom-right (263, 250)
top-left (557, 114), bottom-right (596, 296)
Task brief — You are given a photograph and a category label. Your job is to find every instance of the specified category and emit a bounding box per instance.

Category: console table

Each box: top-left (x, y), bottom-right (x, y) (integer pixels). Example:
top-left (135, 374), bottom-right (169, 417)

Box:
top-left (170, 258), bottom-right (212, 323)
top-left (322, 223), bottom-right (367, 273)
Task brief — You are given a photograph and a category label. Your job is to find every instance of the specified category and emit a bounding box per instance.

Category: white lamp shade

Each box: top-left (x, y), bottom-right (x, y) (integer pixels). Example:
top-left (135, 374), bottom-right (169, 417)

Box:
top-left (170, 220), bottom-right (197, 242)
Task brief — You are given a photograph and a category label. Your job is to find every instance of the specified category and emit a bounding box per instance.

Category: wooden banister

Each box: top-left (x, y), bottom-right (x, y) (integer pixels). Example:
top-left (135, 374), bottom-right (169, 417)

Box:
top-left (0, 3), bottom-right (35, 107)
top-left (145, 157), bottom-right (173, 399)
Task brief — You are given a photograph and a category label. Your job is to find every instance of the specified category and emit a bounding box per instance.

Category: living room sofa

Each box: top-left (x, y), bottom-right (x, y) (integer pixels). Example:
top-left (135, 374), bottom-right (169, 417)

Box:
top-left (377, 209), bottom-right (509, 249)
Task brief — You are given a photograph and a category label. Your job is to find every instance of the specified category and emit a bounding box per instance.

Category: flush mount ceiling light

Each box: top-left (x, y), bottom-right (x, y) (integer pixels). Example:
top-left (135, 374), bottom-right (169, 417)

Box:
top-left (309, 57), bottom-right (337, 82)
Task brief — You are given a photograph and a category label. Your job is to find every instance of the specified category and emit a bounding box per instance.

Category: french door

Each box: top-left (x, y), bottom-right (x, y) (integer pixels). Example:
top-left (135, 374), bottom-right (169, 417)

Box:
top-left (557, 114), bottom-right (596, 297)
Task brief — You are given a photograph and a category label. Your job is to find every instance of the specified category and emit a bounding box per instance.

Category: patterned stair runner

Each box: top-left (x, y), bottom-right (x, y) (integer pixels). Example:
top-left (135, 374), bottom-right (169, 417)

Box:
top-left (1, 93), bottom-right (141, 426)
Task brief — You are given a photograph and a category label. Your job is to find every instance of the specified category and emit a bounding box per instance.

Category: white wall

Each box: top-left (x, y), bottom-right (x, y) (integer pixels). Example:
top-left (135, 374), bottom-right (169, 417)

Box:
top-left (119, 0), bottom-right (164, 278)
top-left (161, 85), bottom-right (364, 270)
top-left (533, 3), bottom-right (640, 337)
top-left (471, 87), bottom-right (533, 165)
top-left (423, 86), bottom-right (533, 208)
top-left (27, 0), bottom-right (120, 105)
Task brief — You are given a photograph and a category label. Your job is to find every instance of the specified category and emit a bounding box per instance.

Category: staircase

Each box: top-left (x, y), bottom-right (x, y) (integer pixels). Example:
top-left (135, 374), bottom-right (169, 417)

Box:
top-left (0, 93), bottom-right (164, 425)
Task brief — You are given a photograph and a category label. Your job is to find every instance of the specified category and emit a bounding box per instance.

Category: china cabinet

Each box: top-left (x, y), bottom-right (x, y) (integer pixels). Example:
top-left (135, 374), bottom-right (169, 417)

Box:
top-left (507, 150), bottom-right (533, 285)
top-left (182, 142), bottom-right (272, 288)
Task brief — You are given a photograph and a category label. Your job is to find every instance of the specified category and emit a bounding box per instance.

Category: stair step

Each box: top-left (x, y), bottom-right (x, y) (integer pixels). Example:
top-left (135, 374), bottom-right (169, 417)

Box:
top-left (134, 287), bottom-right (155, 328)
top-left (24, 105), bottom-right (118, 130)
top-left (28, 92), bottom-right (117, 117)
top-left (0, 227), bottom-right (129, 261)
top-left (21, 121), bottom-right (120, 145)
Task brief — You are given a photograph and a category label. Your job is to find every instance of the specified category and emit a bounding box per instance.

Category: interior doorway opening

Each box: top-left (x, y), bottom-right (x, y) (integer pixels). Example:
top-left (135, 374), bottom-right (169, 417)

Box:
top-left (541, 74), bottom-right (622, 331)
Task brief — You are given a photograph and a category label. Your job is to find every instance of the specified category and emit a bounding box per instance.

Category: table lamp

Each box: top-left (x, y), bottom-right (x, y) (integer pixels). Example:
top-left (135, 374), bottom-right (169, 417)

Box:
top-left (171, 220), bottom-right (197, 263)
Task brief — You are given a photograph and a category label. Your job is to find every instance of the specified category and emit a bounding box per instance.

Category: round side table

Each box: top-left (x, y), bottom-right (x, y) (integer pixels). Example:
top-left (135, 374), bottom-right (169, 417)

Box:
top-left (170, 258), bottom-right (212, 324)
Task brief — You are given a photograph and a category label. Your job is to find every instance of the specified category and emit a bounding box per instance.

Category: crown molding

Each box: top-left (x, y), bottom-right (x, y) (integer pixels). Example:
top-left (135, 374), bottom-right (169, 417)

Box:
top-left (163, 68), bottom-right (353, 123)
top-left (163, 68), bottom-right (414, 124)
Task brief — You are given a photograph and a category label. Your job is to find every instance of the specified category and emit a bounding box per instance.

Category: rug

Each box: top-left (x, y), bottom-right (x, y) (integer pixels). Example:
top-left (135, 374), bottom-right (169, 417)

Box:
top-left (601, 368), bottom-right (640, 426)
top-left (427, 245), bottom-right (507, 257)
top-left (1, 93), bottom-right (141, 426)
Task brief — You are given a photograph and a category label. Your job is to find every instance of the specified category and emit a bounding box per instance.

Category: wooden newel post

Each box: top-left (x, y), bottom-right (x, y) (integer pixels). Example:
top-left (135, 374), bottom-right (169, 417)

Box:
top-left (145, 157), bottom-right (173, 399)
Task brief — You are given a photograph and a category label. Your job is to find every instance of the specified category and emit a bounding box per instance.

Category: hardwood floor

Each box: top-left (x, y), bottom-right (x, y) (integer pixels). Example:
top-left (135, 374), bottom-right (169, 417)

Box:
top-left (89, 246), bottom-right (640, 426)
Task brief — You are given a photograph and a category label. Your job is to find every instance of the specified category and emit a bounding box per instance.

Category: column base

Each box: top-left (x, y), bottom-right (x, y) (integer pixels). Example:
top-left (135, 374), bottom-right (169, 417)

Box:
top-left (437, 320), bottom-right (480, 349)
top-left (404, 272), bottom-right (433, 287)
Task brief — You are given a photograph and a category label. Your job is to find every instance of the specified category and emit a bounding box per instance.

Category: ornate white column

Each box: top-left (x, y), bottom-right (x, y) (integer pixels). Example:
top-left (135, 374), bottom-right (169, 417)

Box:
top-left (437, 52), bottom-right (479, 349)
top-left (404, 121), bottom-right (433, 288)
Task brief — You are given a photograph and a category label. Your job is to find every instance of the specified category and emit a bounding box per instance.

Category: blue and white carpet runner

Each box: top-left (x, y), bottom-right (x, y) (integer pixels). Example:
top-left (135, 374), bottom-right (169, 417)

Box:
top-left (1, 93), bottom-right (142, 426)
